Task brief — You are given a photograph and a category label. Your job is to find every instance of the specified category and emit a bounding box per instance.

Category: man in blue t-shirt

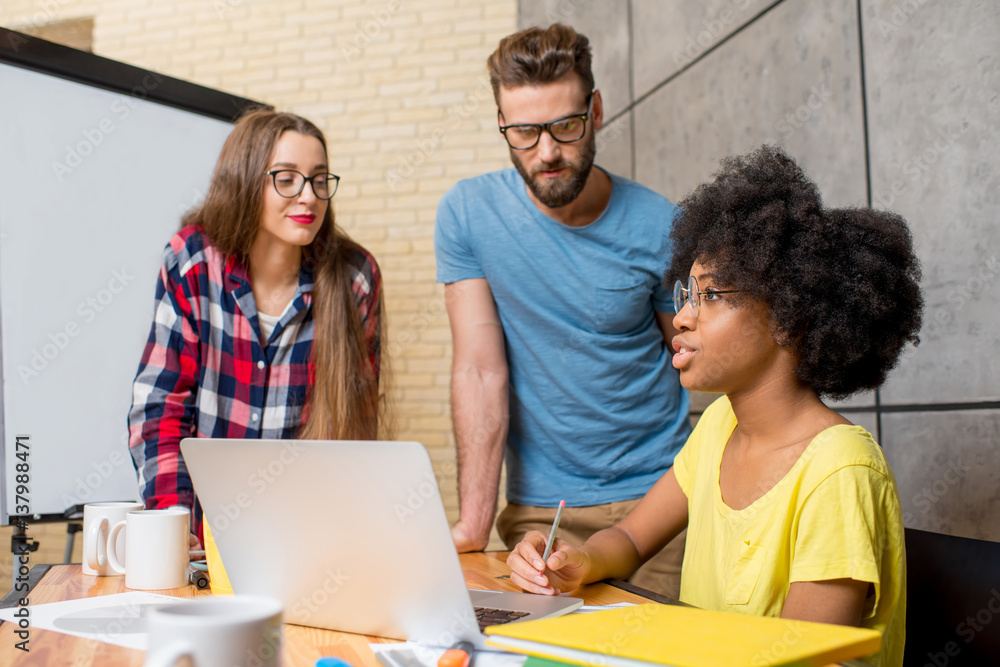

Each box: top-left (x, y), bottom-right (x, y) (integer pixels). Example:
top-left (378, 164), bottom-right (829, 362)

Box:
top-left (435, 24), bottom-right (691, 597)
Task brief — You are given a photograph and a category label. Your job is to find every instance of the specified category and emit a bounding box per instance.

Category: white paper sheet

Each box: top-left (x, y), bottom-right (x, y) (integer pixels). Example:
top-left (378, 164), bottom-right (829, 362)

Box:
top-left (573, 601), bottom-right (637, 613)
top-left (0, 592), bottom-right (183, 650)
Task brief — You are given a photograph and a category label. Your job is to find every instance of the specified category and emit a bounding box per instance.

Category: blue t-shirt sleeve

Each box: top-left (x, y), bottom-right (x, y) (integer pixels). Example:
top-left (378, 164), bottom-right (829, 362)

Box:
top-left (651, 202), bottom-right (680, 313)
top-left (435, 186), bottom-right (484, 284)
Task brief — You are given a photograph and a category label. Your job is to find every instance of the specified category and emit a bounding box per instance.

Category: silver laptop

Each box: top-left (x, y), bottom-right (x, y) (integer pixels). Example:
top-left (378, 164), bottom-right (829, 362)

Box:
top-left (180, 438), bottom-right (582, 647)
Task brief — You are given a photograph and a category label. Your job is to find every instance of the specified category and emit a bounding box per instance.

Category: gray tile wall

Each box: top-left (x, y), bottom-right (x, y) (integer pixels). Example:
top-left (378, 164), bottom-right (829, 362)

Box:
top-left (882, 411), bottom-right (1000, 542)
top-left (633, 0), bottom-right (868, 209)
top-left (631, 0), bottom-right (767, 99)
top-left (862, 0), bottom-right (1000, 405)
top-left (519, 0), bottom-right (1000, 542)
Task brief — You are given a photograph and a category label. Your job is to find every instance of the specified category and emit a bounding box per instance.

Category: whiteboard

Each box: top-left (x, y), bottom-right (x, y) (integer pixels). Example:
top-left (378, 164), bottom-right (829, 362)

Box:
top-left (0, 60), bottom-right (237, 521)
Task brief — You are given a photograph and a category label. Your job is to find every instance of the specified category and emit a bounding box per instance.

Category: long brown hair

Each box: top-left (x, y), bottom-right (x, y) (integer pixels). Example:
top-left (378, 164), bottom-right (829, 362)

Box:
top-left (182, 108), bottom-right (384, 440)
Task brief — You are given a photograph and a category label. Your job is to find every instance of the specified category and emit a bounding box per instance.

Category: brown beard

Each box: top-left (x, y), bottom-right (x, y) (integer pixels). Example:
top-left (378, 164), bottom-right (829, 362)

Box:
top-left (510, 133), bottom-right (596, 208)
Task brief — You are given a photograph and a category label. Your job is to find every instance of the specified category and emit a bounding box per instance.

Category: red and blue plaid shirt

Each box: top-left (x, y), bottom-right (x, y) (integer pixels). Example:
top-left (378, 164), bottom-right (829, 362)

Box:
top-left (128, 225), bottom-right (380, 531)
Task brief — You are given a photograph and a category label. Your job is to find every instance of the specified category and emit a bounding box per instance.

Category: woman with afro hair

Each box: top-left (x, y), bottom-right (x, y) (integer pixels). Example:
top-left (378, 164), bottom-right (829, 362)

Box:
top-left (506, 146), bottom-right (922, 667)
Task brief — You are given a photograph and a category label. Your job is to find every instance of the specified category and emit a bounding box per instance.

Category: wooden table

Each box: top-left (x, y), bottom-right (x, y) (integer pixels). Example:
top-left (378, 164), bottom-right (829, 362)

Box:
top-left (0, 553), bottom-right (661, 666)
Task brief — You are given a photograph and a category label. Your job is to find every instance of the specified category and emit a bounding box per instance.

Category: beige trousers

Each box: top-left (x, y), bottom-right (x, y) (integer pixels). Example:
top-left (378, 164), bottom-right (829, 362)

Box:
top-left (497, 499), bottom-right (686, 600)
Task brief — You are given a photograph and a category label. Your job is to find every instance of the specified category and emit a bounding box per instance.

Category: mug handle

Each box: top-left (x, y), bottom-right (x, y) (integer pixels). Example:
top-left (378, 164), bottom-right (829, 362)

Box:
top-left (106, 520), bottom-right (127, 575)
top-left (145, 641), bottom-right (197, 667)
top-left (85, 517), bottom-right (109, 571)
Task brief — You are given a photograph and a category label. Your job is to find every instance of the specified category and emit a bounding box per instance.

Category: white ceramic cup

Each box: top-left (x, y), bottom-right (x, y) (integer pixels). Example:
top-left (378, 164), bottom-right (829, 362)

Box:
top-left (144, 595), bottom-right (283, 667)
top-left (82, 501), bottom-right (144, 576)
top-left (107, 509), bottom-right (189, 590)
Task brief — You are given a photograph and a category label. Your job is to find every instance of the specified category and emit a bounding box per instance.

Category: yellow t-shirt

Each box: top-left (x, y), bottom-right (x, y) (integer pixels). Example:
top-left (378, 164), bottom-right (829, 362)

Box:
top-left (672, 397), bottom-right (906, 667)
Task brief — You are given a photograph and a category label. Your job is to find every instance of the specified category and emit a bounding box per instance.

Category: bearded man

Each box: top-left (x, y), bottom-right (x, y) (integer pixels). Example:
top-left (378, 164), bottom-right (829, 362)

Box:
top-left (434, 23), bottom-right (691, 598)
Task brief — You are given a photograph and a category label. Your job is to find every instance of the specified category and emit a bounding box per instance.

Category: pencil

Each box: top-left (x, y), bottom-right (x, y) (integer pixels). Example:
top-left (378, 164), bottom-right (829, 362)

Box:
top-left (541, 499), bottom-right (566, 564)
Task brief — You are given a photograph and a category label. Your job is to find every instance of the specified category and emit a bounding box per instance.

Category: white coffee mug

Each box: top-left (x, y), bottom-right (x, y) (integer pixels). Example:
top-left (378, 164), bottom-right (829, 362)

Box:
top-left (107, 509), bottom-right (189, 590)
top-left (82, 501), bottom-right (144, 576)
top-left (145, 595), bottom-right (283, 667)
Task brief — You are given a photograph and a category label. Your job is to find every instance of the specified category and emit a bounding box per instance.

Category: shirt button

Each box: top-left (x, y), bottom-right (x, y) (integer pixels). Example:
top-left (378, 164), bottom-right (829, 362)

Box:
top-left (257, 360), bottom-right (265, 370)
top-left (251, 413), bottom-right (259, 422)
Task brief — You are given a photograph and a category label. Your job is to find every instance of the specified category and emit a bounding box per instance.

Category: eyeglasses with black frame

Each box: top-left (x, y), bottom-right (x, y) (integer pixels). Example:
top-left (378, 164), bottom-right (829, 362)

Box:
top-left (266, 169), bottom-right (340, 200)
top-left (498, 91), bottom-right (595, 150)
top-left (673, 276), bottom-right (743, 318)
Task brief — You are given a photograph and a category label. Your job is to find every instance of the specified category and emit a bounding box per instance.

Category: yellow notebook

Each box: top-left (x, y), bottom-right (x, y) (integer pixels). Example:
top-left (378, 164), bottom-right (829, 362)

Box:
top-left (485, 603), bottom-right (881, 667)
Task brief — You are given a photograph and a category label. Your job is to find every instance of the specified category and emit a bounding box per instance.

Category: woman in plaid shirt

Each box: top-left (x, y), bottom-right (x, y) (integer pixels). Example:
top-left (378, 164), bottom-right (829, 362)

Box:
top-left (128, 109), bottom-right (384, 546)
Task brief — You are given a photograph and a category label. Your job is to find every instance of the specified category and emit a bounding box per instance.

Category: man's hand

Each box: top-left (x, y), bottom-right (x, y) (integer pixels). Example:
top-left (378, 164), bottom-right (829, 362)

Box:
top-left (452, 520), bottom-right (489, 553)
top-left (446, 279), bottom-right (508, 556)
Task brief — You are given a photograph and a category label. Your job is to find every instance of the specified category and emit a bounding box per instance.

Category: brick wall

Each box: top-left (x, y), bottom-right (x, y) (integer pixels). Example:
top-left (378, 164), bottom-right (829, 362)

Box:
top-left (0, 0), bottom-right (518, 571)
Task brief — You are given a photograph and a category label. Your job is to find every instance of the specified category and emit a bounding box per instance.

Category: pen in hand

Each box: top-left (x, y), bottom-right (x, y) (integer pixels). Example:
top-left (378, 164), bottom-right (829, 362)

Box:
top-left (540, 499), bottom-right (566, 565)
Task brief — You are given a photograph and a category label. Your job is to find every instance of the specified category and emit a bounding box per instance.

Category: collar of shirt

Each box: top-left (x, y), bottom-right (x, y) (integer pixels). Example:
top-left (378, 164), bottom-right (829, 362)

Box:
top-left (222, 253), bottom-right (316, 329)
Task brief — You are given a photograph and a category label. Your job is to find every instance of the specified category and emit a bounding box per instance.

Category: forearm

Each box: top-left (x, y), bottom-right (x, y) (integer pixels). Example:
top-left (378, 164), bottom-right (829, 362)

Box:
top-left (579, 469), bottom-right (689, 584)
top-left (452, 364), bottom-right (508, 537)
top-left (129, 418), bottom-right (196, 511)
top-left (578, 525), bottom-right (645, 584)
top-left (128, 345), bottom-right (198, 510)
top-left (130, 253), bottom-right (202, 512)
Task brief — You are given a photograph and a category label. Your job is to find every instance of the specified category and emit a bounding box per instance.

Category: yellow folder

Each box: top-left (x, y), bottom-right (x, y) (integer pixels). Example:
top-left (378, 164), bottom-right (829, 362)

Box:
top-left (485, 603), bottom-right (881, 667)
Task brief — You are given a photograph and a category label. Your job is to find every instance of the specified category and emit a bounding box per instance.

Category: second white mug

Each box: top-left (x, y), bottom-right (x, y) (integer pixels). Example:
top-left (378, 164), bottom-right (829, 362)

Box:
top-left (82, 501), bottom-right (144, 576)
top-left (107, 509), bottom-right (189, 590)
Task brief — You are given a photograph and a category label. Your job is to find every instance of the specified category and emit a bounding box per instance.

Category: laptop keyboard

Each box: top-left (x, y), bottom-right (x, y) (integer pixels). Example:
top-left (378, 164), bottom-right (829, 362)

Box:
top-left (474, 606), bottom-right (530, 631)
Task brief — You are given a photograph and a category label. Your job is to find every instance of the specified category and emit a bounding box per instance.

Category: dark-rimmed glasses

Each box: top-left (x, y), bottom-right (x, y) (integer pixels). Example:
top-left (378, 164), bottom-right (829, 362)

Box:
top-left (498, 92), bottom-right (594, 150)
top-left (673, 276), bottom-right (742, 318)
top-left (266, 170), bottom-right (340, 200)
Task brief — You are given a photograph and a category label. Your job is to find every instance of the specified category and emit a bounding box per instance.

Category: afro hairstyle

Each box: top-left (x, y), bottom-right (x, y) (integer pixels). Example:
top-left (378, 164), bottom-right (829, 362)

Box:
top-left (666, 145), bottom-right (924, 399)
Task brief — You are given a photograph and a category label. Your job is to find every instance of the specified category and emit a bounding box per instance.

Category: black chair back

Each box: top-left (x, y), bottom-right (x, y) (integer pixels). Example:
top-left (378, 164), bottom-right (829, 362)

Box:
top-left (904, 528), bottom-right (1000, 666)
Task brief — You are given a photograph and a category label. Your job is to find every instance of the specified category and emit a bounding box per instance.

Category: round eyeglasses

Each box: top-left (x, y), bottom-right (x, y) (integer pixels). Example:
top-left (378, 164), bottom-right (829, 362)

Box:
top-left (673, 276), bottom-right (742, 318)
top-left (266, 169), bottom-right (340, 200)
top-left (498, 92), bottom-right (594, 150)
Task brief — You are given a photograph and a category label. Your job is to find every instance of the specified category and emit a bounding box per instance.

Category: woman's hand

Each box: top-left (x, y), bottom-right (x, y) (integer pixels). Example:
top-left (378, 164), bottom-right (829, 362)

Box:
top-left (507, 530), bottom-right (590, 595)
